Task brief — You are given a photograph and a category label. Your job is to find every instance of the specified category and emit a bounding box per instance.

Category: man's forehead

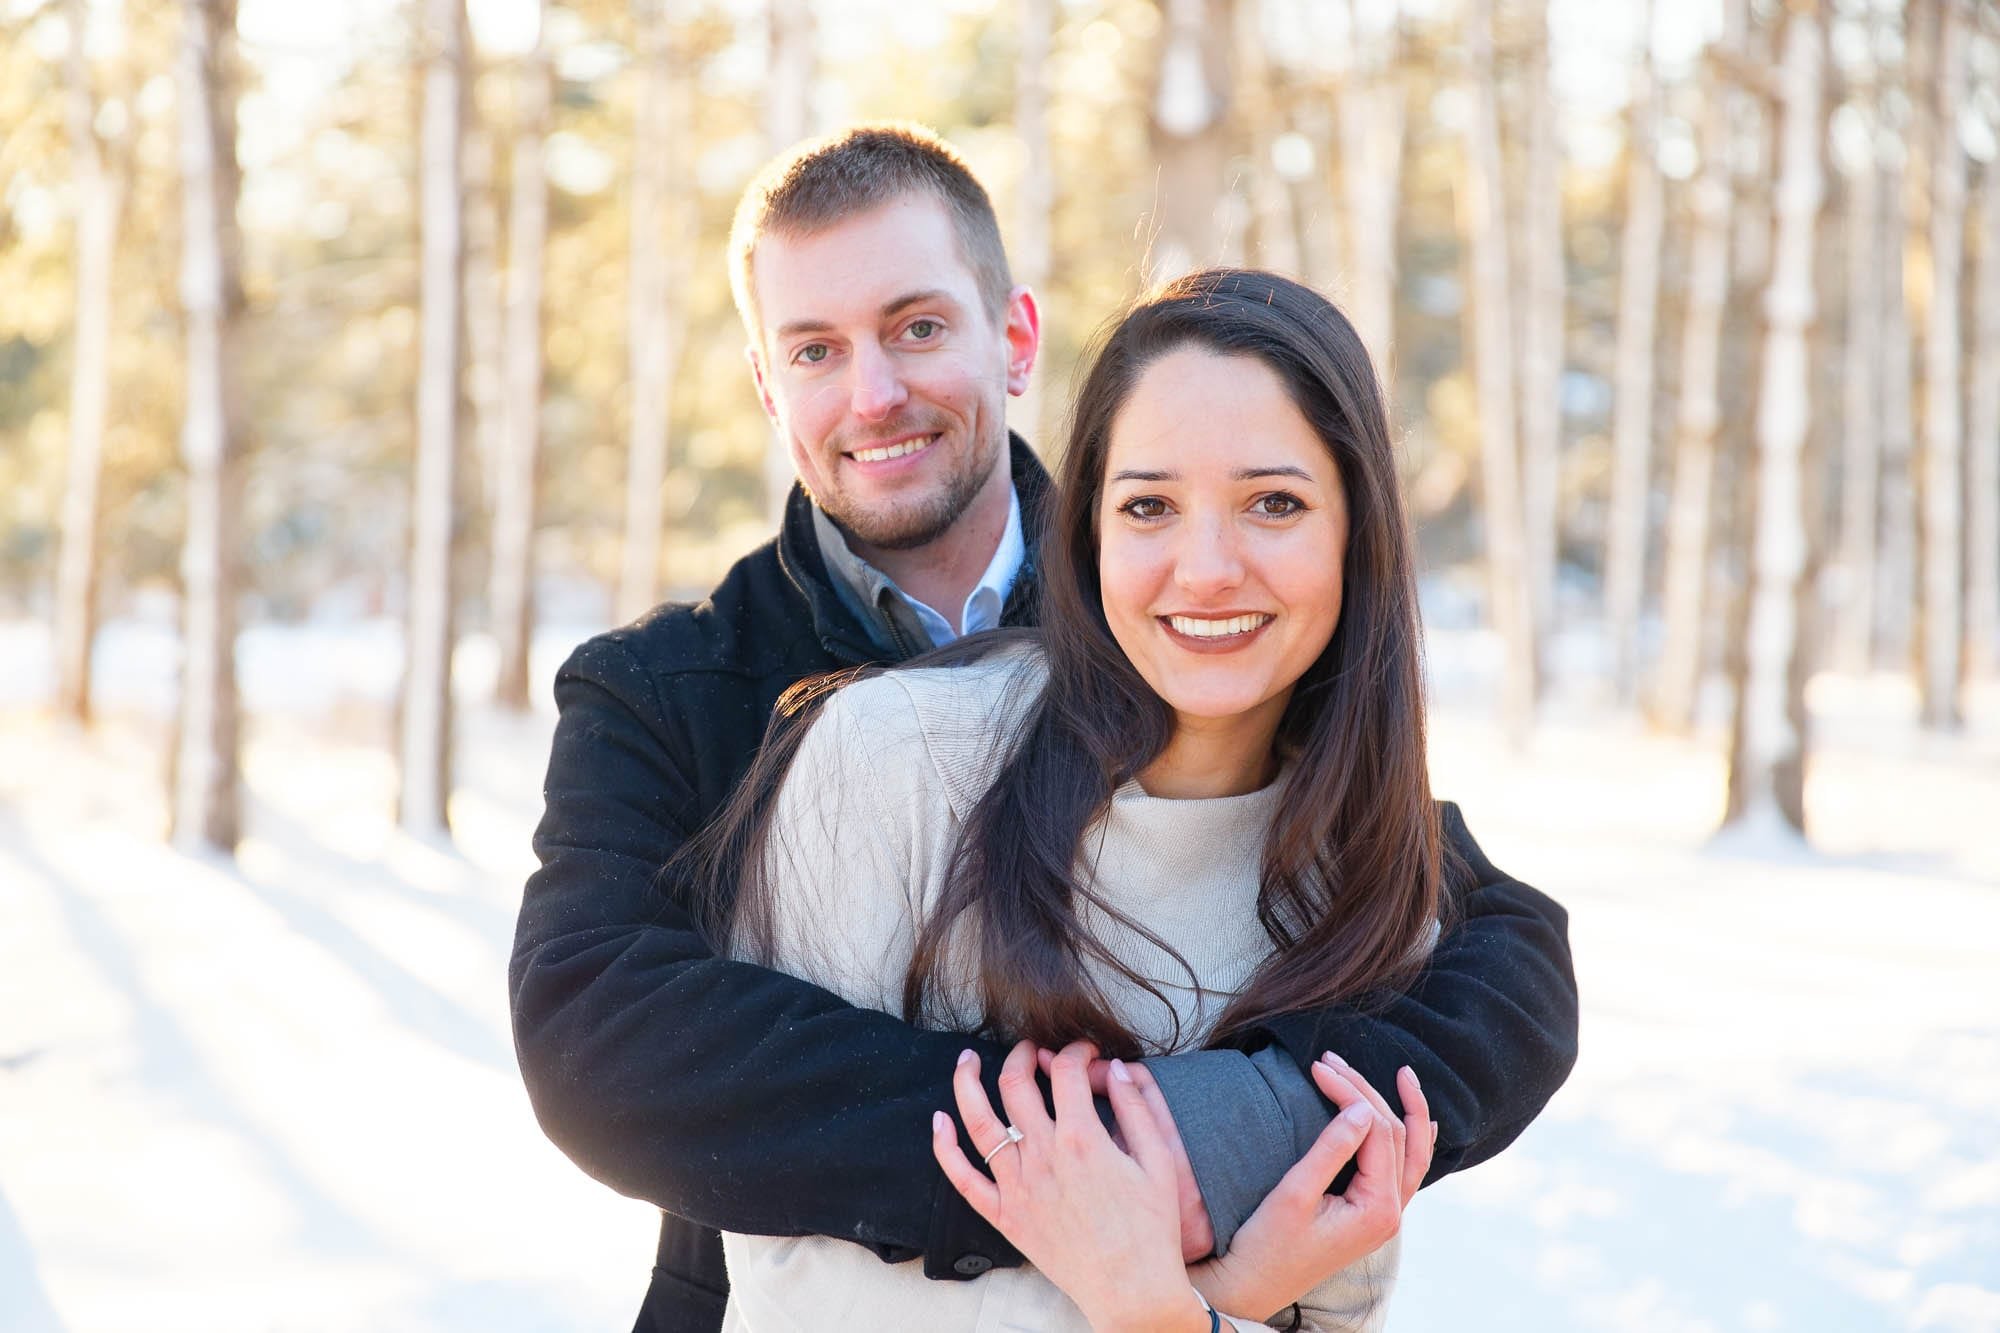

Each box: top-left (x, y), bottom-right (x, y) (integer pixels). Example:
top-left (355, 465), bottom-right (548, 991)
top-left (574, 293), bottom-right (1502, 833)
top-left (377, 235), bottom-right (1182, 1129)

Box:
top-left (751, 195), bottom-right (981, 331)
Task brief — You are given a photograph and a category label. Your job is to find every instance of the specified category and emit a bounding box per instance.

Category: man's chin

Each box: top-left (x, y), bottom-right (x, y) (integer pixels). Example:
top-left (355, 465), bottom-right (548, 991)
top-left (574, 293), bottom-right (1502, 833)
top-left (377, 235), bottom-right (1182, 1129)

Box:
top-left (827, 500), bottom-right (960, 553)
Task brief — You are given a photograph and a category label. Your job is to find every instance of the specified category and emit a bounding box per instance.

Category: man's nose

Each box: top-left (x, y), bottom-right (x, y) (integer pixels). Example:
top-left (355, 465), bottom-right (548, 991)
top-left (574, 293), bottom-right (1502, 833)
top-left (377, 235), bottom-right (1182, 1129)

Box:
top-left (1174, 515), bottom-right (1247, 594)
top-left (848, 344), bottom-right (909, 422)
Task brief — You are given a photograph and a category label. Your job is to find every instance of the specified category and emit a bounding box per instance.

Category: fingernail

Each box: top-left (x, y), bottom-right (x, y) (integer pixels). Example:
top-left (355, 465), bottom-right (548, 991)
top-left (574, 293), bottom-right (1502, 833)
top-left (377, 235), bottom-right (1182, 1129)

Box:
top-left (1401, 1066), bottom-right (1420, 1091)
top-left (957, 1049), bottom-right (976, 1067)
top-left (933, 1111), bottom-right (950, 1134)
top-left (1430, 1120), bottom-right (1439, 1138)
top-left (1322, 1051), bottom-right (1348, 1068)
top-left (1110, 1058), bottom-right (1133, 1084)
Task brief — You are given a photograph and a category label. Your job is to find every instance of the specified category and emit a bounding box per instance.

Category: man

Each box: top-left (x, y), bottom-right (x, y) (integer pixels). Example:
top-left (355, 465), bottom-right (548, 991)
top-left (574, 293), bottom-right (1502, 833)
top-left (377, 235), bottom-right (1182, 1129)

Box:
top-left (511, 124), bottom-right (1577, 1333)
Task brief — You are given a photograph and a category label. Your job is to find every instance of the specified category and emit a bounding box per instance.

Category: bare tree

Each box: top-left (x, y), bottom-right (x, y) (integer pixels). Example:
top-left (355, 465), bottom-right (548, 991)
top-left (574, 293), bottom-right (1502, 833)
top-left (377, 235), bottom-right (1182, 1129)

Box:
top-left (1919, 0), bottom-right (1967, 728)
top-left (1876, 5), bottom-right (1919, 676)
top-left (1463, 0), bottom-right (1535, 741)
top-left (1337, 0), bottom-right (1404, 381)
top-left (1604, 0), bottom-right (1664, 703)
top-left (1969, 144), bottom-right (2000, 680)
top-left (463, 126), bottom-right (505, 522)
top-left (171, 0), bottom-right (245, 854)
top-left (1234, 0), bottom-right (1301, 277)
top-left (1654, 0), bottom-right (1746, 732)
top-left (620, 0), bottom-right (687, 622)
top-left (1012, 0), bottom-right (1056, 445)
top-left (1145, 0), bottom-right (1233, 283)
top-left (52, 0), bottom-right (127, 725)
top-left (1833, 70), bottom-right (1882, 675)
top-left (1518, 1), bottom-right (1564, 668)
top-left (1726, 3), bottom-right (1823, 837)
top-left (399, 0), bottom-right (469, 835)
top-left (490, 7), bottom-right (548, 709)
top-left (760, 0), bottom-right (817, 525)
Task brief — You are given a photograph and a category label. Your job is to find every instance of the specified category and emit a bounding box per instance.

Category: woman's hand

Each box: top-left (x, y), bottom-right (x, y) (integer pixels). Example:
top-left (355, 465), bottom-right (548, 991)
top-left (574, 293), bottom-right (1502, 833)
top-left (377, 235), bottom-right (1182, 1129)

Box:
top-left (1189, 1054), bottom-right (1434, 1323)
top-left (932, 1040), bottom-right (1212, 1333)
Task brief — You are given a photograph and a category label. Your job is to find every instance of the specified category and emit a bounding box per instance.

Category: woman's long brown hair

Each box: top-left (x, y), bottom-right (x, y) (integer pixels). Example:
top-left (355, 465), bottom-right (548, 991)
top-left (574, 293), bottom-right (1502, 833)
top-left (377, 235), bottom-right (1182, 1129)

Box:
top-left (680, 268), bottom-right (1450, 1060)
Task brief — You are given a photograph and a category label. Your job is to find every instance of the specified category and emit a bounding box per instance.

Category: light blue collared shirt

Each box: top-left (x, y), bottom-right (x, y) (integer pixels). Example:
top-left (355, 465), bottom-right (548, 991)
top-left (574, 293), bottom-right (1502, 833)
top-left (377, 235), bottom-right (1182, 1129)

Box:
top-left (812, 485), bottom-right (1026, 655)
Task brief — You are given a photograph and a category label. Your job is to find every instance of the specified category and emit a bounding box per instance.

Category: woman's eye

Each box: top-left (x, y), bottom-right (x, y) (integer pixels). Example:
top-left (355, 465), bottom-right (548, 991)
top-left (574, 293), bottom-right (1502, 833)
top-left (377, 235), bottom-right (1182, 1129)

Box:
top-left (1118, 496), bottom-right (1169, 520)
top-left (906, 319), bottom-right (940, 340)
top-left (1256, 492), bottom-right (1306, 517)
top-left (794, 343), bottom-right (830, 365)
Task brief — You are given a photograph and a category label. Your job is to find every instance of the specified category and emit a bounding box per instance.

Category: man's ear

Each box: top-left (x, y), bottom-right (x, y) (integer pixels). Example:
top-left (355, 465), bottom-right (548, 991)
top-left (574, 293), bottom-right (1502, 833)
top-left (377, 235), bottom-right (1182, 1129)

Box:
top-left (1003, 285), bottom-right (1041, 398)
top-left (746, 343), bottom-right (779, 422)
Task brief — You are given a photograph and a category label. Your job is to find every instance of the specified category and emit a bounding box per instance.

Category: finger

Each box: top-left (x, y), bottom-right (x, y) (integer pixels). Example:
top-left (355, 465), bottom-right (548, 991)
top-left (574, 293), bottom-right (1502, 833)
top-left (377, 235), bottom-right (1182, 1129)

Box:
top-left (1275, 1099), bottom-right (1373, 1200)
top-left (996, 1039), bottom-right (1053, 1139)
top-left (1324, 1054), bottom-right (1407, 1185)
top-left (1344, 1097), bottom-right (1398, 1201)
top-left (1036, 1046), bottom-right (1116, 1097)
top-left (1049, 1040), bottom-right (1101, 1128)
top-left (1106, 1058), bottom-right (1173, 1177)
top-left (1396, 1067), bottom-right (1432, 1204)
top-left (951, 1049), bottom-right (1016, 1172)
top-left (1308, 1057), bottom-right (1371, 1112)
top-left (932, 1110), bottom-right (1002, 1223)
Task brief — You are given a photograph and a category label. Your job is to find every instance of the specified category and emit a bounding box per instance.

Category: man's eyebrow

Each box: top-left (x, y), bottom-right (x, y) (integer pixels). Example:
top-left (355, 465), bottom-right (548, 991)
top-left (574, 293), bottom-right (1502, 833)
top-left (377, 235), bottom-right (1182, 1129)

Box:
top-left (772, 290), bottom-right (959, 342)
top-left (880, 288), bottom-right (957, 318)
top-left (773, 317), bottom-right (835, 340)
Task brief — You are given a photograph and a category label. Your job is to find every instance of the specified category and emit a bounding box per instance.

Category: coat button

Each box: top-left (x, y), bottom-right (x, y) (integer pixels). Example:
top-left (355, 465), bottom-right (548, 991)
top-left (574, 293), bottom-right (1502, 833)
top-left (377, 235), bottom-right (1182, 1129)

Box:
top-left (952, 1253), bottom-right (993, 1276)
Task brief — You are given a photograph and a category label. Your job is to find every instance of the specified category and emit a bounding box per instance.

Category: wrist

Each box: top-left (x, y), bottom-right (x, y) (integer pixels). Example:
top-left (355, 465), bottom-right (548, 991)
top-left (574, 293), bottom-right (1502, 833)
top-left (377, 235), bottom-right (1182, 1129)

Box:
top-left (1089, 1284), bottom-right (1213, 1333)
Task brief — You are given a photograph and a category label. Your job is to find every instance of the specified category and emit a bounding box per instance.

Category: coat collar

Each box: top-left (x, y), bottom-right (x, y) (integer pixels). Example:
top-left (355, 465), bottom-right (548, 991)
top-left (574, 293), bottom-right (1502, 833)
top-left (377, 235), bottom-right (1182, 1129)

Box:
top-left (775, 431), bottom-right (1051, 666)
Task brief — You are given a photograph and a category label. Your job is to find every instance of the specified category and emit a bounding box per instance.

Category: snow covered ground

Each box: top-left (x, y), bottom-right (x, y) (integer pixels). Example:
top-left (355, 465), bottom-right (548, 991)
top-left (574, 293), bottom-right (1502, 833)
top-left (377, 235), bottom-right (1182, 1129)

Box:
top-left (1, 618), bottom-right (1996, 1332)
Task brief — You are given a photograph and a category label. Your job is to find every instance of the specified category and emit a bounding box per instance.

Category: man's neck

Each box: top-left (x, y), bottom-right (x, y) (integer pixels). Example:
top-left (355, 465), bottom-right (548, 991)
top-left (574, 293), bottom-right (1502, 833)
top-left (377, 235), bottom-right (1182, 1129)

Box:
top-left (846, 460), bottom-right (1014, 633)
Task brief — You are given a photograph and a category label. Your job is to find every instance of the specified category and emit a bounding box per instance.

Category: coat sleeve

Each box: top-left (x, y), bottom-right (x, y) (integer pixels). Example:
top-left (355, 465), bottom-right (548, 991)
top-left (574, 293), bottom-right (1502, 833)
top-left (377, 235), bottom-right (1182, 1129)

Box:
top-left (507, 636), bottom-right (1022, 1278)
top-left (1236, 802), bottom-right (1579, 1185)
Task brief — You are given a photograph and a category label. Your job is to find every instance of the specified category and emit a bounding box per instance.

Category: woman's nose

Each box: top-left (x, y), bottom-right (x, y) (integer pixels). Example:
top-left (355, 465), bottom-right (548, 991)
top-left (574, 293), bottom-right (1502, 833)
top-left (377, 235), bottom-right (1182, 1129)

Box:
top-left (1173, 517), bottom-right (1247, 594)
top-left (848, 345), bottom-right (909, 422)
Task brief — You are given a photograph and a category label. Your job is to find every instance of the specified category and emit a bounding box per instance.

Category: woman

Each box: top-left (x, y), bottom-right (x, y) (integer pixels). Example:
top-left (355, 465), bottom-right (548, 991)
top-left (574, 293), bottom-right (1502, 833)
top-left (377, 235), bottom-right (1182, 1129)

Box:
top-left (689, 269), bottom-right (1449, 1331)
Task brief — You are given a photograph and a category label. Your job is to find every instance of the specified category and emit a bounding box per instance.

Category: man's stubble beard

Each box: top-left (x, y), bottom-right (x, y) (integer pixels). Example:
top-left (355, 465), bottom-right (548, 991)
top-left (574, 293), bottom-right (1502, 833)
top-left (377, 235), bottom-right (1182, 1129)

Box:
top-left (814, 418), bottom-right (1006, 554)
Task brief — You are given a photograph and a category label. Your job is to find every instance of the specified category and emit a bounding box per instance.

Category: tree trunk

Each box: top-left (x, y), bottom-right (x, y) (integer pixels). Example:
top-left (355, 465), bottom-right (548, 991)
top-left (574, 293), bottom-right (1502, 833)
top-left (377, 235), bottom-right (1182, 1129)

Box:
top-left (1518, 1), bottom-right (1564, 670)
top-left (463, 127), bottom-right (505, 528)
top-left (1012, 0), bottom-right (1056, 445)
top-left (490, 11), bottom-right (548, 710)
top-left (1833, 91), bottom-right (1881, 674)
top-left (1919, 0), bottom-right (1966, 728)
top-left (1653, 0), bottom-right (1744, 733)
top-left (620, 0), bottom-right (686, 622)
top-left (761, 0), bottom-right (816, 527)
top-left (1234, 0), bottom-right (1300, 278)
top-left (1968, 148), bottom-right (2000, 679)
top-left (1337, 0), bottom-right (1403, 382)
top-left (1725, 4), bottom-right (1822, 837)
top-left (1463, 0), bottom-right (1535, 742)
top-left (399, 0), bottom-right (468, 835)
top-left (1145, 0), bottom-right (1233, 284)
top-left (53, 0), bottom-right (124, 725)
top-left (171, 0), bottom-right (245, 855)
top-left (1604, 0), bottom-right (1663, 703)
top-left (1876, 6), bottom-right (1919, 677)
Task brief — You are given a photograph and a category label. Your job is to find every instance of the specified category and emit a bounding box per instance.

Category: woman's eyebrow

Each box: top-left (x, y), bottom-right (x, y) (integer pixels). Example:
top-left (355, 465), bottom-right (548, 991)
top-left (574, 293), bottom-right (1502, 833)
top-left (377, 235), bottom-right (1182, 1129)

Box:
top-left (1232, 465), bottom-right (1315, 481)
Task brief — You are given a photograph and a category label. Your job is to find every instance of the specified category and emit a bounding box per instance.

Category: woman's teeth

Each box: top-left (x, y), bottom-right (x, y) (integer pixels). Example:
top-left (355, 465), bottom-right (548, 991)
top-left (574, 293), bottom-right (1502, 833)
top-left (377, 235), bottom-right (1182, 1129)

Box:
top-left (1167, 614), bottom-right (1272, 638)
top-left (851, 435), bottom-right (936, 463)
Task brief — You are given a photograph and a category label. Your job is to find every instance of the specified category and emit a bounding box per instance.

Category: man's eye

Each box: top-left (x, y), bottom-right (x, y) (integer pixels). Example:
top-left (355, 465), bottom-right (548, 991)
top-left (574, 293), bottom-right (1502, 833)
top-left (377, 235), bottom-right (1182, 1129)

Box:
top-left (1117, 496), bottom-right (1169, 520)
top-left (794, 344), bottom-right (830, 365)
top-left (1257, 492), bottom-right (1306, 516)
top-left (906, 319), bottom-right (940, 340)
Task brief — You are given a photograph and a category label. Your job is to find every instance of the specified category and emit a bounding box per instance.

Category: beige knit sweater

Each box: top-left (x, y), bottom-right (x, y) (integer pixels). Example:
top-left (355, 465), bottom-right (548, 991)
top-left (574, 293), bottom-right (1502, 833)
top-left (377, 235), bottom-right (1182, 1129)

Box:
top-left (720, 645), bottom-right (1397, 1333)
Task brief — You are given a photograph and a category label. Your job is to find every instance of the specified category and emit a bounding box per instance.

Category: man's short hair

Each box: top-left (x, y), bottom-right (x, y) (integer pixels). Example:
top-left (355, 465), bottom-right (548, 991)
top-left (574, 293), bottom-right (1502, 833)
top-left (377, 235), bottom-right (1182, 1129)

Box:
top-left (728, 122), bottom-right (1014, 343)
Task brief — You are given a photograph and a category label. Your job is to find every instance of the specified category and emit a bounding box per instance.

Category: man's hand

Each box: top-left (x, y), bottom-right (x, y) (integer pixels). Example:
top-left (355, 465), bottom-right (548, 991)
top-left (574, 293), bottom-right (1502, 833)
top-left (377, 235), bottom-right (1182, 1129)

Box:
top-left (1036, 1047), bottom-right (1214, 1262)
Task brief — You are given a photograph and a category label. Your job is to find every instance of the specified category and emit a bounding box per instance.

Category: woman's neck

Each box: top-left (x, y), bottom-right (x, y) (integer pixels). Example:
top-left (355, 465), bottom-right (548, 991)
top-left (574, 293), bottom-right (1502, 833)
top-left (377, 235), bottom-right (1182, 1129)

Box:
top-left (1136, 695), bottom-right (1290, 799)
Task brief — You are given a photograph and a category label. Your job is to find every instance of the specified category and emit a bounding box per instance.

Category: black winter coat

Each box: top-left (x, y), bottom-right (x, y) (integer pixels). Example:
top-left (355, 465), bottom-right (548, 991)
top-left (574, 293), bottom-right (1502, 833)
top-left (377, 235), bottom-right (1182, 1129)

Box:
top-left (509, 438), bottom-right (1579, 1333)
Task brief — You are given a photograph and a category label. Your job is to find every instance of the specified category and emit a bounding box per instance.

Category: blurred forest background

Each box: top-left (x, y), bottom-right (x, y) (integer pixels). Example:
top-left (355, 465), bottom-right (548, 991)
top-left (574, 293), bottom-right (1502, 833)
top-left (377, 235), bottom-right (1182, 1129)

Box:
top-left (6, 4), bottom-right (2000, 1330)
top-left (7, 0), bottom-right (2000, 855)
